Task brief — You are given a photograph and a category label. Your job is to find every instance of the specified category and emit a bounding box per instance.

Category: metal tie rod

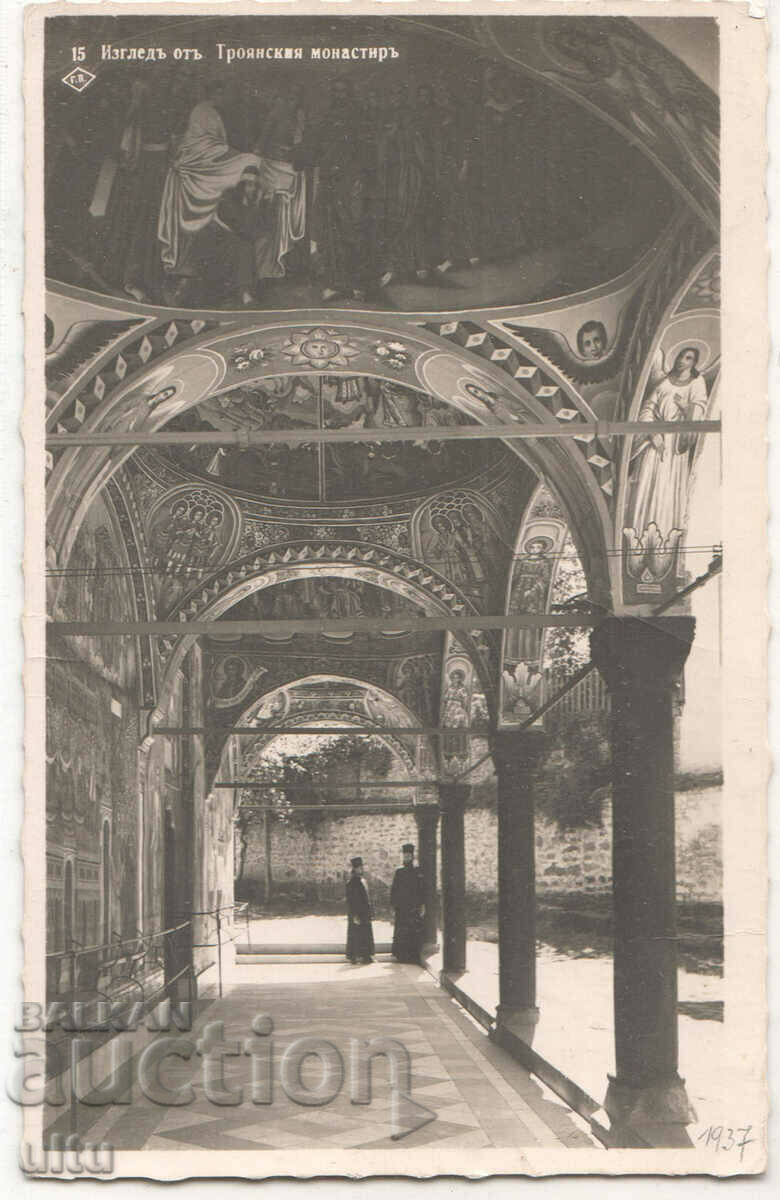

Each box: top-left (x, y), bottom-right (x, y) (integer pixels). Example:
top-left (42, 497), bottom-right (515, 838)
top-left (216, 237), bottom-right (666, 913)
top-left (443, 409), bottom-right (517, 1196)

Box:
top-left (46, 420), bottom-right (720, 448)
top-left (215, 780), bottom-right (430, 789)
top-left (49, 613), bottom-right (603, 635)
top-left (233, 804), bottom-right (423, 813)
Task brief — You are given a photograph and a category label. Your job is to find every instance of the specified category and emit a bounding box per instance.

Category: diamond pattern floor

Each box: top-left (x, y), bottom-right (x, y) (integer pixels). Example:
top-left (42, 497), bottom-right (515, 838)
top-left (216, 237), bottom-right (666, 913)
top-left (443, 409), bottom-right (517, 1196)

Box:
top-left (58, 962), bottom-right (596, 1150)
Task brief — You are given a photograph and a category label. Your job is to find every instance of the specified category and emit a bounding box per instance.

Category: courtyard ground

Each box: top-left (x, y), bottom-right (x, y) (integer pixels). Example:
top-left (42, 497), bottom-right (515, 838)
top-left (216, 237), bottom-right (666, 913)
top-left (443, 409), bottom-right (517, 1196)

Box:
top-left (48, 959), bottom-right (598, 1155)
top-left (239, 908), bottom-right (726, 1138)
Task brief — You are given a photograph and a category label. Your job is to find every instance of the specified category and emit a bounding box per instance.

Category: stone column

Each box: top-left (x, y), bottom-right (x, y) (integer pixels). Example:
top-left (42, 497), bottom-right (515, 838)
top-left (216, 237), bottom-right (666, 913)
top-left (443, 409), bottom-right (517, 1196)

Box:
top-left (414, 805), bottom-right (440, 952)
top-left (438, 783), bottom-right (469, 974)
top-left (590, 616), bottom-right (696, 1145)
top-left (492, 727), bottom-right (546, 1042)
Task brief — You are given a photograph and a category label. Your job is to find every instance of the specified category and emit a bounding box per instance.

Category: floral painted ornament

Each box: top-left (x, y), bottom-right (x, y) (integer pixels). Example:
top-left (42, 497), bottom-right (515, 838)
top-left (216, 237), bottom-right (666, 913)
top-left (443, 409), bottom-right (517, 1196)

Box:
top-left (230, 345), bottom-right (271, 371)
top-left (374, 340), bottom-right (412, 369)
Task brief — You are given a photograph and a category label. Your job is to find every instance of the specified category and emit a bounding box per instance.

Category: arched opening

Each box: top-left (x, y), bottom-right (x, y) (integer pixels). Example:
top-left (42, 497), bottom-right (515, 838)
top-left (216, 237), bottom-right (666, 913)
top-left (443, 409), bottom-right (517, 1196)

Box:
top-left (213, 667), bottom-right (439, 955)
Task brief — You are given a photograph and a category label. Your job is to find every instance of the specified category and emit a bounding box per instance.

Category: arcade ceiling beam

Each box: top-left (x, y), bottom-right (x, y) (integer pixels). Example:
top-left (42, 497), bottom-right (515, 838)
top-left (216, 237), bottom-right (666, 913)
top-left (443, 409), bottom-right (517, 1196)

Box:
top-left (50, 614), bottom-right (604, 636)
top-left (47, 420), bottom-right (720, 448)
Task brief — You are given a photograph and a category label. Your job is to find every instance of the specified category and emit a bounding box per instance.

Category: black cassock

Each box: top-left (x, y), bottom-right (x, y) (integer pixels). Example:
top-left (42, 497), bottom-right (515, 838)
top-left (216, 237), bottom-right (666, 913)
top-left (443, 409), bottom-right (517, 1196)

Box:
top-left (345, 874), bottom-right (375, 963)
top-left (391, 864), bottom-right (425, 964)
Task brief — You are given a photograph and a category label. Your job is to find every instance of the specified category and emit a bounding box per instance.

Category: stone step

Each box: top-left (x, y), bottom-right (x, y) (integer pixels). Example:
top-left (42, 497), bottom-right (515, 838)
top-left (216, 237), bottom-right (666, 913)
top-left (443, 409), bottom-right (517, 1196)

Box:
top-left (236, 951), bottom-right (396, 965)
top-left (237, 942), bottom-right (393, 955)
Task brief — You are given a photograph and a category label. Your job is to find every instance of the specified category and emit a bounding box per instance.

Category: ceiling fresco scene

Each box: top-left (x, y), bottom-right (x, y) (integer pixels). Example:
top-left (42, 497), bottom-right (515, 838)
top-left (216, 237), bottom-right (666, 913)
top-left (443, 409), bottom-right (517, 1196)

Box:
top-left (145, 374), bottom-right (506, 502)
top-left (223, 578), bottom-right (428, 631)
top-left (44, 14), bottom-right (681, 313)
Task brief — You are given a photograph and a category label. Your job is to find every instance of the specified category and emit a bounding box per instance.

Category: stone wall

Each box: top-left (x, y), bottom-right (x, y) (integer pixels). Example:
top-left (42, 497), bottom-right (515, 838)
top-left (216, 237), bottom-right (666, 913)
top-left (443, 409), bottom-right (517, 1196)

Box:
top-left (238, 784), bottom-right (722, 906)
top-left (240, 810), bottom-right (420, 907)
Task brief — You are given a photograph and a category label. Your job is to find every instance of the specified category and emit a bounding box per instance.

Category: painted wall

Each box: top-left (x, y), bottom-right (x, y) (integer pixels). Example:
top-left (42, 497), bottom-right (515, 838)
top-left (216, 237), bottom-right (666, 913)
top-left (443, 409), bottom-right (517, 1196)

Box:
top-left (46, 649), bottom-right (141, 955)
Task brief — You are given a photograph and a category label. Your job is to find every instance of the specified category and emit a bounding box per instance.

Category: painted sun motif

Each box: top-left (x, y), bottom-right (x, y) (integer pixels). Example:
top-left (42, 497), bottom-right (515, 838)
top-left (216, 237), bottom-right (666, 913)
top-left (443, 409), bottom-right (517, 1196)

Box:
top-left (281, 328), bottom-right (361, 370)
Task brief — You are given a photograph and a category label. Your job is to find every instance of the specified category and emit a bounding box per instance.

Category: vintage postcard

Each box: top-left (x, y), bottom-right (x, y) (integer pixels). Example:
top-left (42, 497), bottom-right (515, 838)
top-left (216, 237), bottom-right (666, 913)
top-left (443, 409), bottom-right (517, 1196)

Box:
top-left (19, 0), bottom-right (767, 1178)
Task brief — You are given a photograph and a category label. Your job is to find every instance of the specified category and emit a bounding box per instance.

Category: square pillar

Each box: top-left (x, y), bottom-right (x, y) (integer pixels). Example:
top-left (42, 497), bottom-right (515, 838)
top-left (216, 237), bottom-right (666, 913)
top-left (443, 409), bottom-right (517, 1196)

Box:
top-left (414, 805), bottom-right (440, 951)
top-left (591, 616), bottom-right (696, 1146)
top-left (438, 783), bottom-right (469, 974)
top-left (491, 727), bottom-right (546, 1042)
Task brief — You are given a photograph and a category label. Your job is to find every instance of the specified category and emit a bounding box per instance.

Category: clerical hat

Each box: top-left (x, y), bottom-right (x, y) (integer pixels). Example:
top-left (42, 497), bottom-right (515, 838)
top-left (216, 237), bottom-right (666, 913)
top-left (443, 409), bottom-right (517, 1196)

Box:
top-left (350, 856), bottom-right (363, 868)
top-left (402, 843), bottom-right (415, 854)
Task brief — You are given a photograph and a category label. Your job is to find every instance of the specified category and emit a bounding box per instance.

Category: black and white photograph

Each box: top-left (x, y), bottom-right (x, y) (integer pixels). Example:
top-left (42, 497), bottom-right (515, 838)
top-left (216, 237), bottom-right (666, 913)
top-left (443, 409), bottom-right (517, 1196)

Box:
top-left (18, 0), bottom-right (768, 1179)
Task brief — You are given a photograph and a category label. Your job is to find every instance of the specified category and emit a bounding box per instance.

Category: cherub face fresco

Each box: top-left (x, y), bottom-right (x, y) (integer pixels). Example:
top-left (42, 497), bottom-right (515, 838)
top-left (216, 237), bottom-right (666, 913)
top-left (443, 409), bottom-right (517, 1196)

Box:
top-left (577, 321), bottom-right (608, 360)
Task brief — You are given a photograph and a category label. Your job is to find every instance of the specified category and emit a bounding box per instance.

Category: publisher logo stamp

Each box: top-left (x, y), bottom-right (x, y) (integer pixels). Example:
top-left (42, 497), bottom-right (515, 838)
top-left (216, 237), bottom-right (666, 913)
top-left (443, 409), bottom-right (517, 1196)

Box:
top-left (62, 68), bottom-right (95, 93)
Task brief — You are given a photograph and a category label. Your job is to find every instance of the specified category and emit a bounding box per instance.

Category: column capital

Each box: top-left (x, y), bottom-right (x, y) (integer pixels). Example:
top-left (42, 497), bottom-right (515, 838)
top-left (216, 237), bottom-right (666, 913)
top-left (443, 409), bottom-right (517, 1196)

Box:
top-left (414, 804), bottom-right (440, 828)
top-left (437, 782), bottom-right (470, 811)
top-left (490, 727), bottom-right (547, 778)
top-left (590, 616), bottom-right (695, 695)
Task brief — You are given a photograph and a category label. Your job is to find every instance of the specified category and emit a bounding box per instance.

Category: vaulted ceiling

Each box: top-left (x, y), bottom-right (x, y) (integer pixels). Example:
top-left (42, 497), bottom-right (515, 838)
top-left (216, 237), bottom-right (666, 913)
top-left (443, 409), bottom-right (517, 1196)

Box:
top-left (43, 13), bottom-right (720, 739)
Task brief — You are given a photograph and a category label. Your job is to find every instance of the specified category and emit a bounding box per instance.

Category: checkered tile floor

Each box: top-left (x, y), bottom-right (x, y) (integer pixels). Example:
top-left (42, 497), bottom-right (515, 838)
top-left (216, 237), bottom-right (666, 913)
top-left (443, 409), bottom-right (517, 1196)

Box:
top-left (56, 962), bottom-right (596, 1150)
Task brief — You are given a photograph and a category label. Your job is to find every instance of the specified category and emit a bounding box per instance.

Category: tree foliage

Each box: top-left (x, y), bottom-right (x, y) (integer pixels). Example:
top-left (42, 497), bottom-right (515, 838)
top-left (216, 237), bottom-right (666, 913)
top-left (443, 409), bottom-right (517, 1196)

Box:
top-left (233, 734), bottom-right (396, 835)
top-left (536, 712), bottom-right (611, 829)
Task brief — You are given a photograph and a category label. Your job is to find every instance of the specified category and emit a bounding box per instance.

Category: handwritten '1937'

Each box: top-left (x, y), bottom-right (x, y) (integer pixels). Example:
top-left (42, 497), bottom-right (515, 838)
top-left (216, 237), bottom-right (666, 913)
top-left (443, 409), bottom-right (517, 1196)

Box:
top-left (697, 1125), bottom-right (756, 1161)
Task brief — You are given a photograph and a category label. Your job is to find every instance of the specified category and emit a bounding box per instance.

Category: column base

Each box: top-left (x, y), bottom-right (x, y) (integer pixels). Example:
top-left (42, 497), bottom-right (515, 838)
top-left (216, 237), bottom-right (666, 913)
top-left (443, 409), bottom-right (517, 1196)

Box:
top-left (592, 1075), bottom-right (697, 1148)
top-left (495, 1004), bottom-right (539, 1045)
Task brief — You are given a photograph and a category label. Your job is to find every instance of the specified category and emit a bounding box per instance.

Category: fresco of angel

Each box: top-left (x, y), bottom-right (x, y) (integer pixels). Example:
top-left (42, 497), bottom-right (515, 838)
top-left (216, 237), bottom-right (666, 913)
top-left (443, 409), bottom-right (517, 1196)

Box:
top-left (504, 291), bottom-right (644, 387)
top-left (626, 344), bottom-right (708, 543)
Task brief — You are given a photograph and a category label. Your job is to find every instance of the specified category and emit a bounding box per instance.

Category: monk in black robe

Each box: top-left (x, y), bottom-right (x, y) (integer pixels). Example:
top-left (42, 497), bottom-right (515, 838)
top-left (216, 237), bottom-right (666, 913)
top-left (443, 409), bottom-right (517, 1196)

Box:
top-left (391, 844), bottom-right (425, 964)
top-left (345, 857), bottom-right (375, 965)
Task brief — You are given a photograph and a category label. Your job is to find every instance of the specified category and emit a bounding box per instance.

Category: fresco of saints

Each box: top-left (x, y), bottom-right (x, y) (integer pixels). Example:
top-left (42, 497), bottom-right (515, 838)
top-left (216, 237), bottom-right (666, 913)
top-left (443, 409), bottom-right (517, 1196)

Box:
top-left (151, 498), bottom-right (189, 571)
top-left (190, 509), bottom-right (224, 571)
top-left (157, 79), bottom-right (262, 287)
top-left (442, 666), bottom-right (471, 759)
top-left (450, 511), bottom-right (488, 605)
top-left (395, 660), bottom-right (425, 720)
top-left (104, 77), bottom-right (177, 302)
top-left (303, 80), bottom-right (369, 298)
top-left (213, 657), bottom-right (249, 702)
top-left (628, 345), bottom-right (708, 541)
top-left (378, 86), bottom-right (426, 283)
top-left (327, 579), bottom-right (365, 620)
top-left (251, 87), bottom-right (307, 281)
top-left (505, 534), bottom-right (555, 663)
top-left (421, 512), bottom-right (469, 590)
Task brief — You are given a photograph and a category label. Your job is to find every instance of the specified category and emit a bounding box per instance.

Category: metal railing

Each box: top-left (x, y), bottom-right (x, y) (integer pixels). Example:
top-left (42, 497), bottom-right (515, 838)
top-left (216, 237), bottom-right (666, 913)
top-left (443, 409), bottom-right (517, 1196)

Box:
top-left (190, 901), bottom-right (249, 997)
top-left (45, 921), bottom-right (190, 1005)
top-left (44, 900), bottom-right (249, 1008)
top-left (540, 664), bottom-right (610, 722)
